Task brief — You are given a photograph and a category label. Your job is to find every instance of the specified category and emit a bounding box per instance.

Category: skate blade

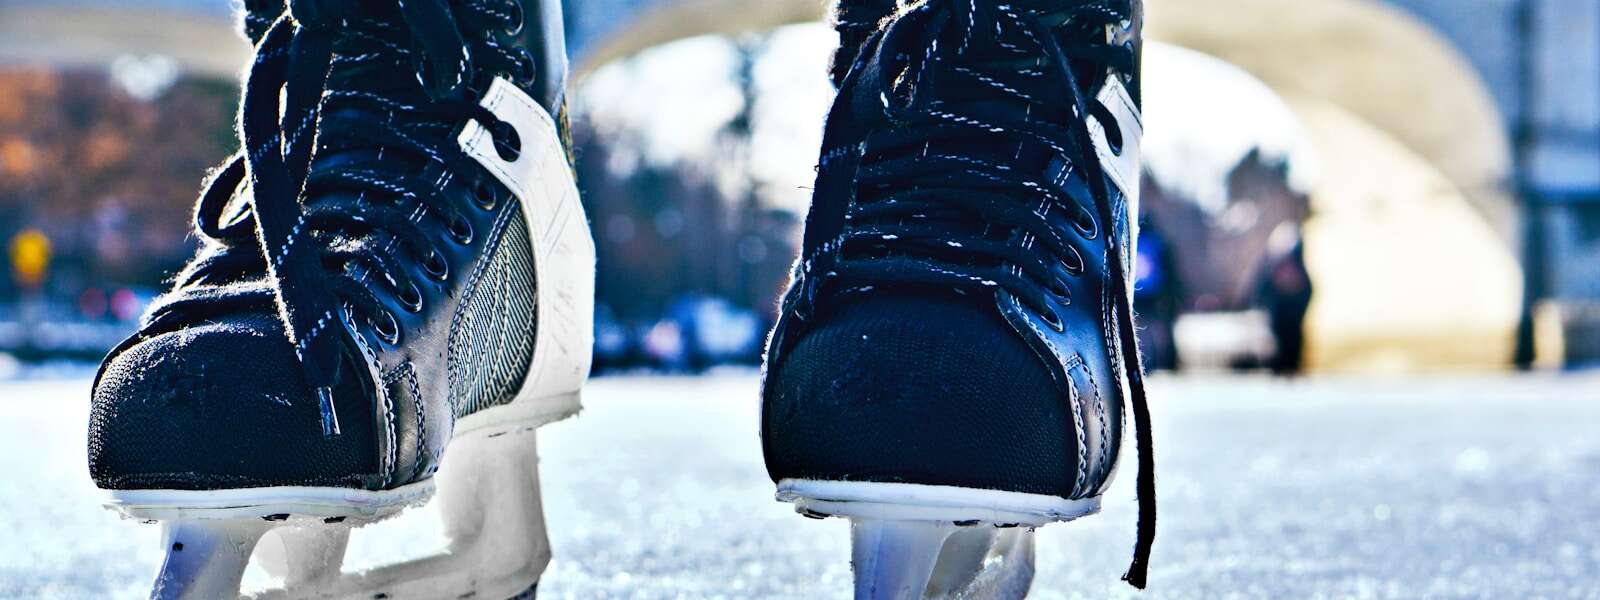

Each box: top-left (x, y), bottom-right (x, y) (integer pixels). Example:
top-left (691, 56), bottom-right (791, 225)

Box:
top-left (123, 424), bottom-right (553, 600)
top-left (850, 519), bottom-right (1035, 600)
top-left (776, 479), bottom-right (1101, 600)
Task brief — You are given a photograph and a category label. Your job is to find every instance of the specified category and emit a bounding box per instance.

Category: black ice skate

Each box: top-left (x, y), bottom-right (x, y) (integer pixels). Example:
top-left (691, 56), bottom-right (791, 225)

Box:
top-left (761, 0), bottom-right (1156, 596)
top-left (86, 0), bottom-right (593, 597)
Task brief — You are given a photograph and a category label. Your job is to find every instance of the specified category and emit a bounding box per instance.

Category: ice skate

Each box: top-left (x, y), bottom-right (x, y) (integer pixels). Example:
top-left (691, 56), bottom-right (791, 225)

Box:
top-left (762, 0), bottom-right (1156, 596)
top-left (86, 0), bottom-right (592, 598)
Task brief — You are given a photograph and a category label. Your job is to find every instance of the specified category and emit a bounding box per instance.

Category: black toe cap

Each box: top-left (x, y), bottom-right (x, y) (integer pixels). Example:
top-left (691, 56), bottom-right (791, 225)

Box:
top-left (88, 313), bottom-right (376, 491)
top-left (762, 290), bottom-right (1079, 497)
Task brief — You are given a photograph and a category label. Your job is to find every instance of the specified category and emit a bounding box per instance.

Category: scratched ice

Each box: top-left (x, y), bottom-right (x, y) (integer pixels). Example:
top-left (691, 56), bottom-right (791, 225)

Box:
top-left (2, 372), bottom-right (1598, 598)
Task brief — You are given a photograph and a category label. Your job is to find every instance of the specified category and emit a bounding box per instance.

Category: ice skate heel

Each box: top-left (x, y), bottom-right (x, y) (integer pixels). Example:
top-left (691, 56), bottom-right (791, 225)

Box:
top-left (116, 418), bottom-right (554, 600)
top-left (778, 479), bottom-right (1100, 599)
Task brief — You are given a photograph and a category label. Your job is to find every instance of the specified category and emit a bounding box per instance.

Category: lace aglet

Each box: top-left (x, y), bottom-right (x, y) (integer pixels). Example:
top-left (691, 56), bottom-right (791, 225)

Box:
top-left (1121, 560), bottom-right (1149, 590)
top-left (316, 385), bottom-right (342, 437)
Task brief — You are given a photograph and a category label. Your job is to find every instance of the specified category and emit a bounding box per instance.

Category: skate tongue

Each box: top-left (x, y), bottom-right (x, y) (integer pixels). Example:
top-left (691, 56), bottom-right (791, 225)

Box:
top-left (234, 0), bottom-right (483, 437)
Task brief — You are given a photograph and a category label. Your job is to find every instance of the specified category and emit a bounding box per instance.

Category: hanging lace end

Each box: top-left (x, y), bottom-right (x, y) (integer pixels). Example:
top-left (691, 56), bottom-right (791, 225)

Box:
top-left (316, 385), bottom-right (342, 437)
top-left (1120, 370), bottom-right (1157, 590)
top-left (1122, 548), bottom-right (1150, 589)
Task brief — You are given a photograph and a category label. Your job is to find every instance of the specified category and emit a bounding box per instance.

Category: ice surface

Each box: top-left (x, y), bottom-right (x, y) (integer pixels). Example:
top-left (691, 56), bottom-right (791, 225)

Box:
top-left (2, 373), bottom-right (1598, 598)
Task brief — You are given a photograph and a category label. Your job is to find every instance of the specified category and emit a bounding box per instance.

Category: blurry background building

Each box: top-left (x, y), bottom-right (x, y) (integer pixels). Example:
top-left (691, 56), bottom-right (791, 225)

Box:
top-left (0, 0), bottom-right (1596, 374)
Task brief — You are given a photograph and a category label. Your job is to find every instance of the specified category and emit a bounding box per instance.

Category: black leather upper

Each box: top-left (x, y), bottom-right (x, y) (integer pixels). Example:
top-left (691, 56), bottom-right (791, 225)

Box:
top-left (762, 0), bottom-right (1142, 501)
top-left (763, 290), bottom-right (1084, 497)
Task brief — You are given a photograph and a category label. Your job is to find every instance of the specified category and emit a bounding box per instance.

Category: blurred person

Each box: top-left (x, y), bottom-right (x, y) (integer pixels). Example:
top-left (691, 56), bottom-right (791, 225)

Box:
top-left (1256, 222), bottom-right (1313, 376)
top-left (1134, 223), bottom-right (1182, 371)
top-left (81, 0), bottom-right (1156, 598)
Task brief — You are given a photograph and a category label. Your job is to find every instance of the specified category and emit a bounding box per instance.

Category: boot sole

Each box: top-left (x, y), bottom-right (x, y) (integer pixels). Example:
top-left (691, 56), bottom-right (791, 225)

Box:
top-left (777, 479), bottom-right (1101, 599)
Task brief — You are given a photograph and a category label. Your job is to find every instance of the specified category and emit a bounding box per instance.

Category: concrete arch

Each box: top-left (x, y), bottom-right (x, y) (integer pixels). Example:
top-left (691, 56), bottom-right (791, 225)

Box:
top-left (0, 4), bottom-right (249, 78)
top-left (574, 0), bottom-right (1523, 370)
top-left (1, 0), bottom-right (1516, 229)
top-left (0, 0), bottom-right (1526, 370)
top-left (574, 0), bottom-right (823, 76)
top-left (574, 0), bottom-right (1515, 236)
top-left (1144, 0), bottom-right (1515, 239)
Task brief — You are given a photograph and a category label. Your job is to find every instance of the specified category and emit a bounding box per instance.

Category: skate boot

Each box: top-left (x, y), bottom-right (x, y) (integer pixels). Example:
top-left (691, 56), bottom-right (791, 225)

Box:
top-left (762, 0), bottom-right (1155, 596)
top-left (87, 0), bottom-right (592, 597)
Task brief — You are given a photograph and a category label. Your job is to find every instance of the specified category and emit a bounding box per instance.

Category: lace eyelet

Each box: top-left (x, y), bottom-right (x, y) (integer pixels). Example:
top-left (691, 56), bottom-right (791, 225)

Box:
top-left (1105, 124), bottom-right (1125, 157)
top-left (1073, 210), bottom-right (1099, 239)
top-left (397, 281), bottom-right (424, 313)
top-left (1049, 279), bottom-right (1072, 301)
top-left (489, 119), bottom-right (522, 162)
top-left (503, 0), bottom-right (525, 36)
top-left (514, 49), bottom-right (537, 84)
top-left (409, 49), bottom-right (469, 100)
top-left (1062, 245), bottom-right (1086, 275)
top-left (473, 181), bottom-right (499, 211)
top-left (1040, 308), bottom-right (1065, 333)
top-left (372, 310), bottom-right (402, 345)
top-left (449, 215), bottom-right (475, 245)
top-left (422, 250), bottom-right (450, 281)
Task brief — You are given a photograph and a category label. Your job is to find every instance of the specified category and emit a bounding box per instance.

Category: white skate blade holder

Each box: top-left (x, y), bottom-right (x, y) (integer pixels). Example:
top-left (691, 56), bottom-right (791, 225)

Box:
top-left (777, 479), bottom-right (1101, 599)
top-left (114, 419), bottom-right (553, 600)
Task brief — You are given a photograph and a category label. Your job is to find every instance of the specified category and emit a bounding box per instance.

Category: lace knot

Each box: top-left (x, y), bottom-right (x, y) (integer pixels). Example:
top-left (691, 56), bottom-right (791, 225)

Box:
top-left (286, 0), bottom-right (355, 31)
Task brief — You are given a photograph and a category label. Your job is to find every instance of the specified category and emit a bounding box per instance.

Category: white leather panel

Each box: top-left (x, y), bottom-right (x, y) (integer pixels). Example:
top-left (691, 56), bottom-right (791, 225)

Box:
top-left (1088, 75), bottom-right (1143, 244)
top-left (459, 77), bottom-right (594, 401)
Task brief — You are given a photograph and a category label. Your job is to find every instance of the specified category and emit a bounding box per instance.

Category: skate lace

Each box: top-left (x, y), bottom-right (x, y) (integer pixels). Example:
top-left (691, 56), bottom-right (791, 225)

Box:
top-left (828, 0), bottom-right (899, 86)
top-left (814, 0), bottom-right (1157, 587)
top-left (138, 0), bottom-right (531, 437)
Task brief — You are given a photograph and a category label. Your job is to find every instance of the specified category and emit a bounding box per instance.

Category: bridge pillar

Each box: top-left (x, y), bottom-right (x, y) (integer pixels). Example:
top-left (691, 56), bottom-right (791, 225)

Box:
top-left (1522, 0), bottom-right (1600, 365)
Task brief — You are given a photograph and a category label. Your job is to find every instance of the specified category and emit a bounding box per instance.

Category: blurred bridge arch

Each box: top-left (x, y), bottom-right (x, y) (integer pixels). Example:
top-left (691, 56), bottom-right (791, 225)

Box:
top-left (565, 0), bottom-right (1600, 368)
top-left (570, 0), bottom-right (1531, 371)
top-left (0, 0), bottom-right (1564, 235)
top-left (2, 0), bottom-right (1596, 364)
top-left (575, 0), bottom-right (1516, 228)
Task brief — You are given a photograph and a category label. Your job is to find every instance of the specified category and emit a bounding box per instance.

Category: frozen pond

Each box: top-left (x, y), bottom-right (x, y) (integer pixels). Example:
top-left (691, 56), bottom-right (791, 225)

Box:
top-left (2, 373), bottom-right (1597, 598)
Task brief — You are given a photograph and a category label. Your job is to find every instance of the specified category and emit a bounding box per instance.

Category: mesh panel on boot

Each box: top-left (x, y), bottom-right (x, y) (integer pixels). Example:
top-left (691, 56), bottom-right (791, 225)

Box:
top-left (88, 313), bottom-right (377, 490)
top-left (448, 209), bottom-right (538, 418)
top-left (763, 290), bottom-right (1078, 497)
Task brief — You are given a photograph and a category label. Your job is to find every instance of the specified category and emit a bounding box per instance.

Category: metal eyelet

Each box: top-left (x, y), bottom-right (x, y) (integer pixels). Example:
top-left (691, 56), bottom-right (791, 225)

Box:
top-left (514, 49), bottom-right (537, 84)
top-left (449, 215), bottom-right (474, 245)
top-left (397, 281), bottom-right (424, 313)
top-left (503, 0), bottom-right (525, 36)
top-left (1073, 210), bottom-right (1099, 239)
top-left (422, 249), bottom-right (450, 281)
top-left (372, 309), bottom-right (401, 345)
top-left (1062, 244), bottom-right (1086, 275)
top-left (473, 181), bottom-right (498, 211)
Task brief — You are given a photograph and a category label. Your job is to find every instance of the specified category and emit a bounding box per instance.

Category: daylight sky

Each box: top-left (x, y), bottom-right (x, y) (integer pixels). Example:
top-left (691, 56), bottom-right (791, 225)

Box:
top-left (577, 23), bottom-right (1319, 215)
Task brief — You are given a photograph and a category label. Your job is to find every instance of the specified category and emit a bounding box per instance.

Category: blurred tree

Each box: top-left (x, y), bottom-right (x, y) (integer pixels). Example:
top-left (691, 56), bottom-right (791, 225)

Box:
top-left (0, 67), bottom-right (236, 302)
top-left (573, 111), bottom-right (797, 331)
